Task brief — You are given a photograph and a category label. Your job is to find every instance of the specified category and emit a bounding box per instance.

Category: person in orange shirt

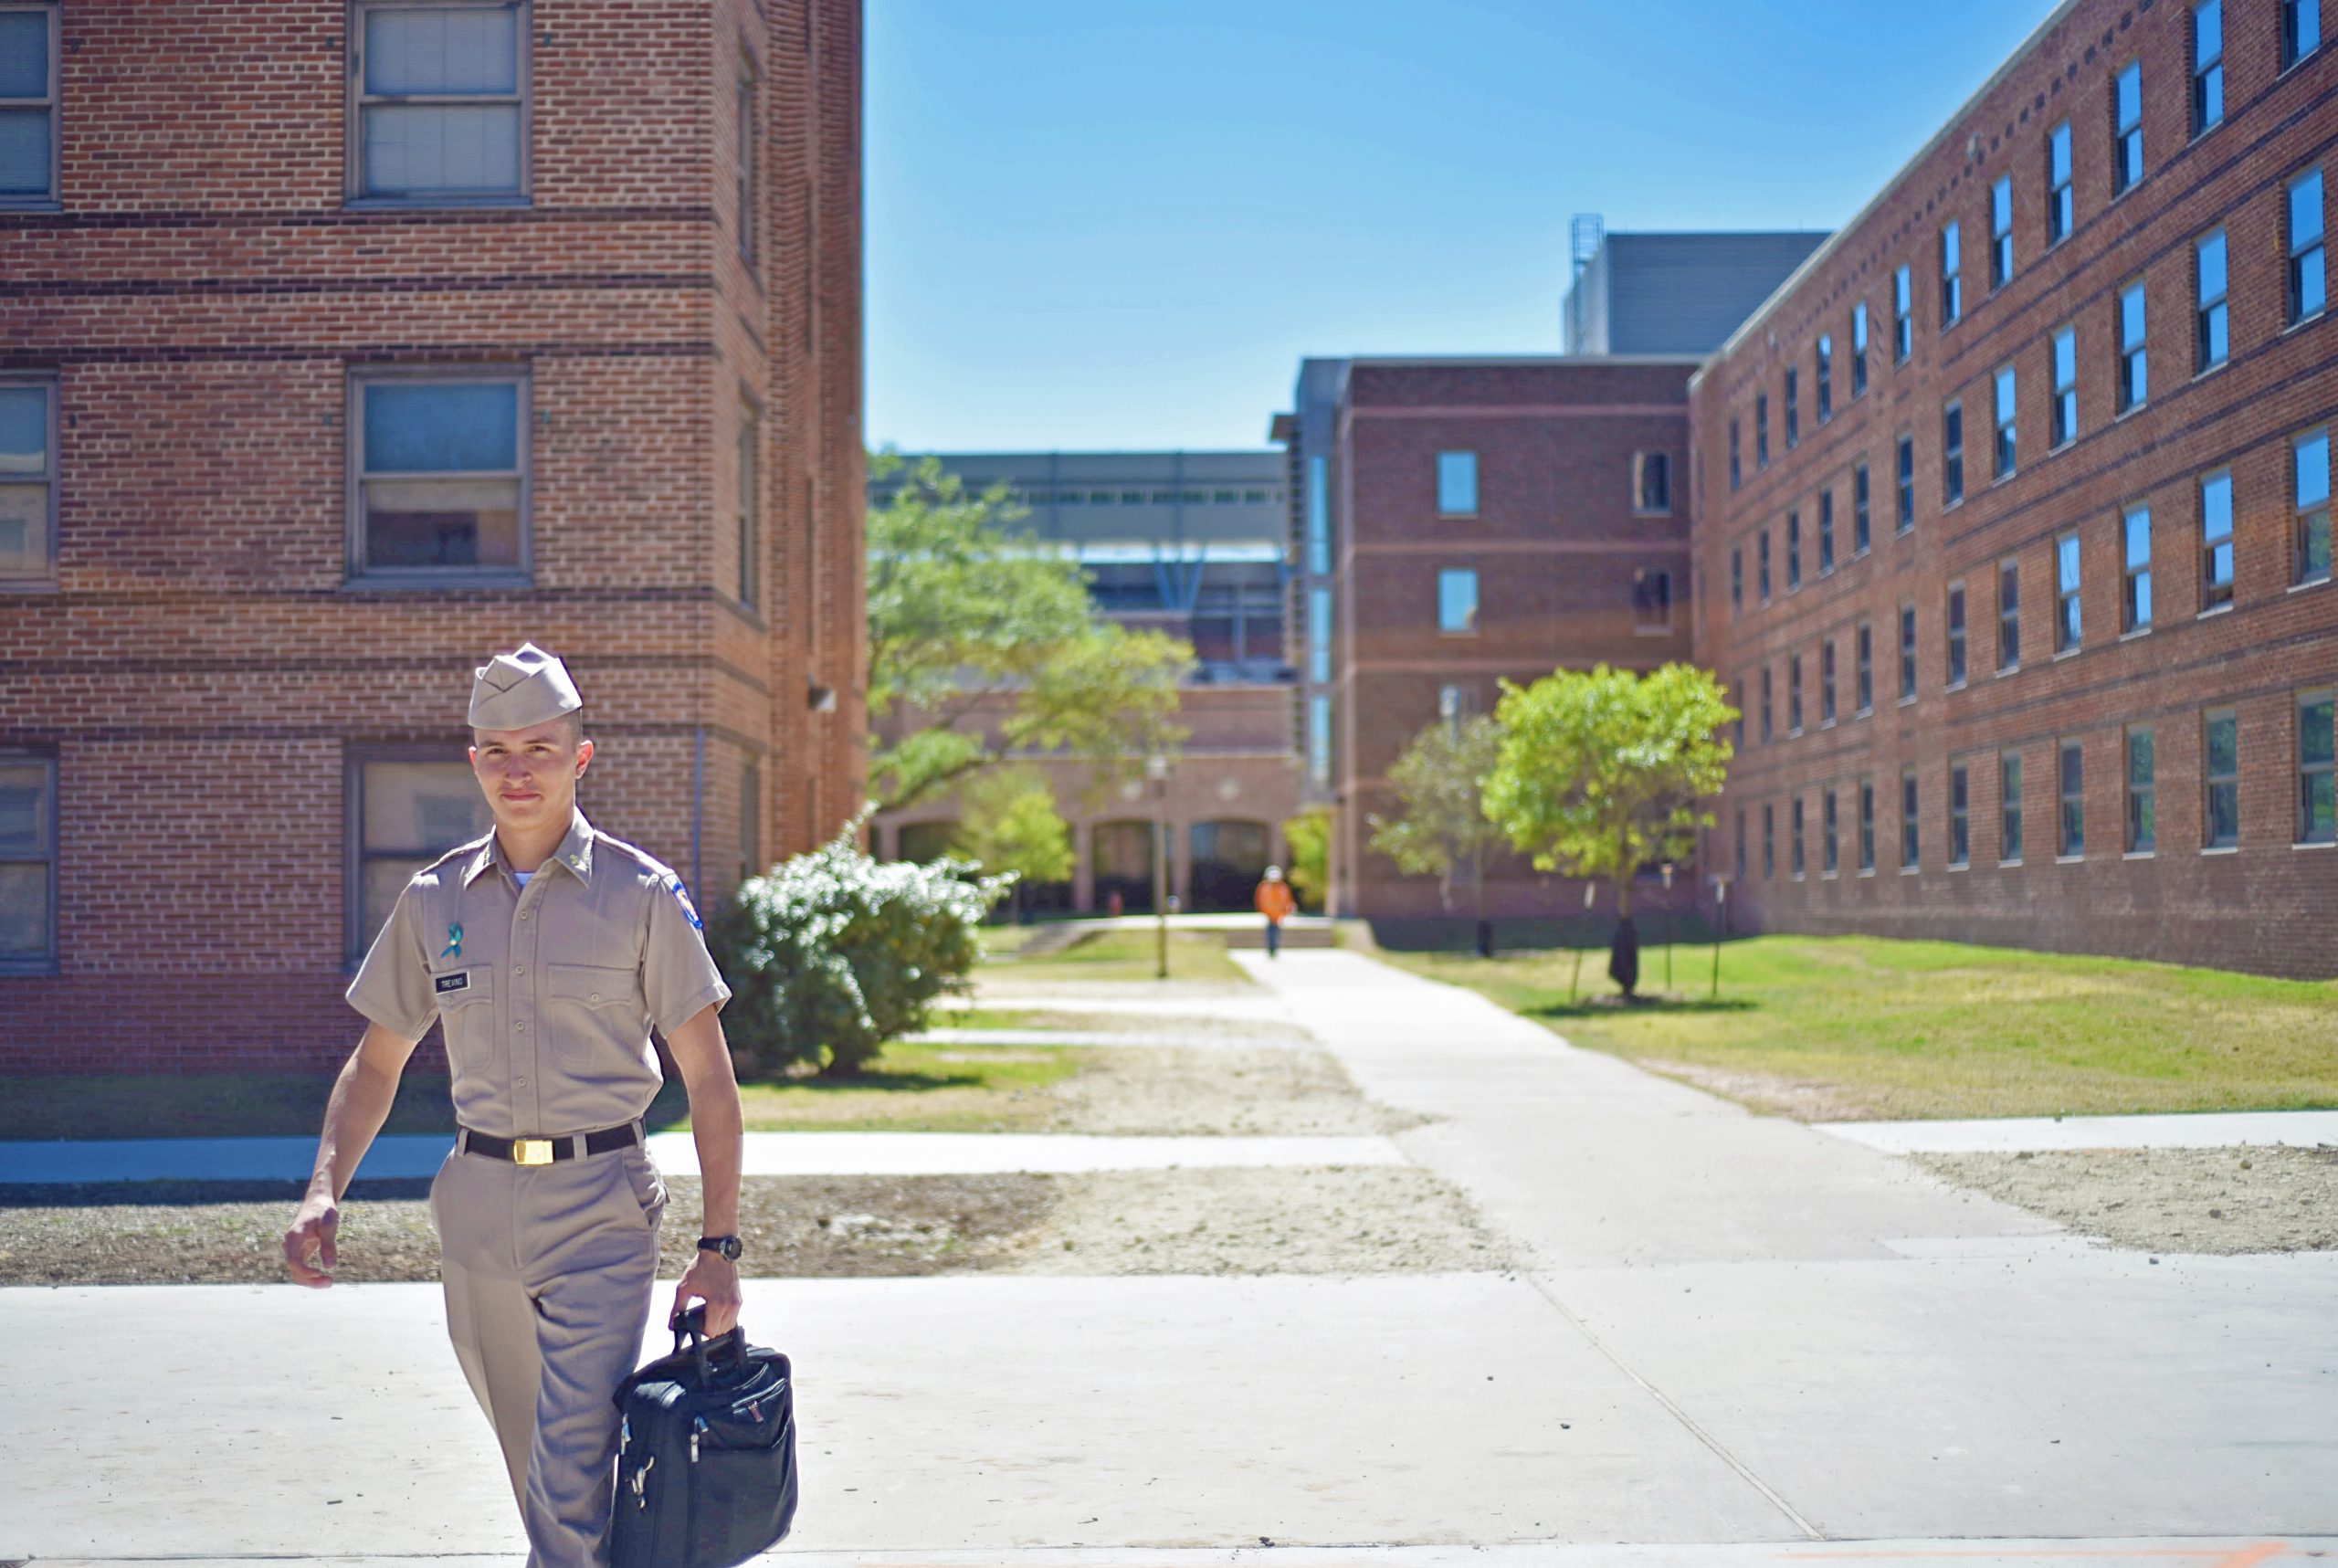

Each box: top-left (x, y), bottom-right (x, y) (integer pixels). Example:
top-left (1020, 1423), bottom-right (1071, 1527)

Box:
top-left (1253, 865), bottom-right (1297, 957)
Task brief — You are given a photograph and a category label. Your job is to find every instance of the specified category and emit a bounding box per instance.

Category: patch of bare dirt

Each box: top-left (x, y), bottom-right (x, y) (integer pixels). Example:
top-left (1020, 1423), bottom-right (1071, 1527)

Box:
top-left (1051, 1047), bottom-right (1428, 1136)
top-left (1636, 1058), bottom-right (1880, 1121)
top-left (1915, 1145), bottom-right (2338, 1255)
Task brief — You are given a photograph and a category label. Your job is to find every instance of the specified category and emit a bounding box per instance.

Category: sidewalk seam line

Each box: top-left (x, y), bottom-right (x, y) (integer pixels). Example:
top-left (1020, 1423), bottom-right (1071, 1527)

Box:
top-left (1523, 1270), bottom-right (1827, 1542)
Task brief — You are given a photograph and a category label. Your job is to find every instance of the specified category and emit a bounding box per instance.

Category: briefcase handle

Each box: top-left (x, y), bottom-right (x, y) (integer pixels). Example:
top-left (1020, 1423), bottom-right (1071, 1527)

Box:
top-left (668, 1303), bottom-right (750, 1385)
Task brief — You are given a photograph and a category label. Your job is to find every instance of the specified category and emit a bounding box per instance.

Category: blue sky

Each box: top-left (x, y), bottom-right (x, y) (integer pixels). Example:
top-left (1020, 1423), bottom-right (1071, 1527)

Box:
top-left (866, 0), bottom-right (2058, 453)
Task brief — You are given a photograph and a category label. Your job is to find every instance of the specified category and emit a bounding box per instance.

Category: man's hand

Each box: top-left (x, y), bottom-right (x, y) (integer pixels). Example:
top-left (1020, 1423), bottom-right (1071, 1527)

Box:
top-left (672, 1249), bottom-right (742, 1338)
top-left (283, 1190), bottom-right (340, 1287)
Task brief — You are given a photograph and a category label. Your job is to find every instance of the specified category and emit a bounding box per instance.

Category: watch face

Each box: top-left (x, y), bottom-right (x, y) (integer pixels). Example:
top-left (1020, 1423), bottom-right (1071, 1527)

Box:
top-left (701, 1236), bottom-right (742, 1259)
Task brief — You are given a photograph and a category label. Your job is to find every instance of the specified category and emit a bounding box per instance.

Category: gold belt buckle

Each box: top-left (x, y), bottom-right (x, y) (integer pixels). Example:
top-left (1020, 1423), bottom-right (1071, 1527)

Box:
top-left (512, 1137), bottom-right (555, 1166)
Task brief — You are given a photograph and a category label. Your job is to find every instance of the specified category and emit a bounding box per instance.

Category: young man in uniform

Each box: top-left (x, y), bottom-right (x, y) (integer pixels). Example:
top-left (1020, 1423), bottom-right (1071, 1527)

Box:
top-left (283, 642), bottom-right (749, 1566)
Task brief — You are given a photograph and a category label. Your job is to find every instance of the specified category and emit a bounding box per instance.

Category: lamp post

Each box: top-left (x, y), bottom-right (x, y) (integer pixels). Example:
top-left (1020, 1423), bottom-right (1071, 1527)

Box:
top-left (1146, 752), bottom-right (1170, 980)
top-left (1660, 861), bottom-right (1675, 996)
top-left (1710, 875), bottom-right (1728, 1000)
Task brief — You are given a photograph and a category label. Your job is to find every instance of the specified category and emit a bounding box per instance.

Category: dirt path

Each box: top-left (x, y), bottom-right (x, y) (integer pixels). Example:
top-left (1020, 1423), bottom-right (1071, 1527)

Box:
top-left (1917, 1145), bottom-right (2338, 1255)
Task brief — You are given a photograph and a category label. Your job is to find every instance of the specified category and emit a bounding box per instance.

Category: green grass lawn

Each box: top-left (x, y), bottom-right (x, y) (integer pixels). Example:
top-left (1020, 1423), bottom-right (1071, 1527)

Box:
top-left (977, 928), bottom-right (1249, 984)
top-left (1376, 935), bottom-right (2338, 1121)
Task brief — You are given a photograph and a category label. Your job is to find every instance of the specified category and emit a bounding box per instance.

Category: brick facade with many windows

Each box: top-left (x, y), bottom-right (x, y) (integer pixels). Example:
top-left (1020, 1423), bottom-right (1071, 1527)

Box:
top-left (0, 1), bottom-right (867, 1070)
top-left (1691, 0), bottom-right (2336, 977)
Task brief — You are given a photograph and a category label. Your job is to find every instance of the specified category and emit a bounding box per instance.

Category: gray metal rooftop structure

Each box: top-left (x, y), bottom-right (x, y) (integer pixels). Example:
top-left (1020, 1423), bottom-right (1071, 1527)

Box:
top-left (1562, 219), bottom-right (1833, 356)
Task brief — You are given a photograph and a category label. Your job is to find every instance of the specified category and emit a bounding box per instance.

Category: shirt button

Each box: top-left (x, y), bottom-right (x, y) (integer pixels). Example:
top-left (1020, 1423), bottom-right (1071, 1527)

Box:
top-left (516, 1022), bottom-right (527, 1031)
top-left (519, 912), bottom-right (531, 921)
top-left (516, 1077), bottom-right (528, 1087)
top-left (514, 965), bottom-right (525, 975)
top-left (589, 993), bottom-right (600, 1003)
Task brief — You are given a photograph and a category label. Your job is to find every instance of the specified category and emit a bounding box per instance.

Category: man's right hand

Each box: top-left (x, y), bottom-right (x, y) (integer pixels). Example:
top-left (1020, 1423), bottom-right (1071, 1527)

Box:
top-left (282, 1192), bottom-right (340, 1287)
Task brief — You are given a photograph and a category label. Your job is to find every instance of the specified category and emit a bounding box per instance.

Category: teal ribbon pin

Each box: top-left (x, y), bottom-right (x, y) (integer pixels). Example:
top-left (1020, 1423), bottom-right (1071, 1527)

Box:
top-left (441, 922), bottom-right (463, 960)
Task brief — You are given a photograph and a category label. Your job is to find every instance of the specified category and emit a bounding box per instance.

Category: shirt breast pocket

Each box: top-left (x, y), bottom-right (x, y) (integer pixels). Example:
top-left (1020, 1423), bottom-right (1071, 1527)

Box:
top-left (547, 963), bottom-right (647, 1033)
top-left (430, 966), bottom-right (494, 1047)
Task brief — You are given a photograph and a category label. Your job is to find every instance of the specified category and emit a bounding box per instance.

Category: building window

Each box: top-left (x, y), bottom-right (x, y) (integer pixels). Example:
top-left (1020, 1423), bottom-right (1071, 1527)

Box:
top-left (2196, 229), bottom-right (2228, 373)
top-left (1785, 511), bottom-right (1801, 591)
top-left (1306, 454), bottom-right (1330, 575)
top-left (1898, 602), bottom-right (1917, 703)
top-left (2291, 168), bottom-right (2327, 326)
top-left (1734, 807), bottom-right (1748, 881)
top-left (1990, 176), bottom-right (2014, 289)
top-left (0, 377), bottom-right (57, 584)
top-left (735, 62), bottom-right (758, 267)
top-left (1756, 395), bottom-right (1770, 469)
top-left (1851, 303), bottom-right (1870, 395)
top-left (2048, 120), bottom-right (2073, 246)
top-left (2284, 0), bottom-right (2323, 68)
top-left (1788, 654), bottom-right (1804, 734)
top-left (1731, 546), bottom-right (1743, 615)
top-left (1763, 802), bottom-right (1776, 879)
top-left (1761, 666), bottom-right (1774, 742)
top-left (2204, 706), bottom-right (2239, 847)
top-left (1823, 788), bottom-right (1840, 875)
top-left (1635, 451), bottom-right (1671, 514)
top-left (1758, 530), bottom-right (1772, 603)
top-left (1821, 641), bottom-right (1837, 725)
top-left (350, 2), bottom-right (530, 204)
top-left (1993, 365), bottom-right (2016, 479)
top-left (2296, 427), bottom-right (2332, 585)
top-left (350, 370), bottom-right (528, 580)
top-left (0, 3), bottom-right (58, 205)
top-left (1733, 679), bottom-right (1747, 749)
top-left (1950, 760), bottom-right (1972, 868)
top-left (1730, 419), bottom-right (1742, 490)
top-left (1856, 620), bottom-right (1874, 714)
top-left (1854, 461), bottom-right (1871, 553)
top-left (1998, 556), bottom-right (2022, 671)
top-left (1859, 778), bottom-right (1877, 871)
top-left (736, 404), bottom-right (759, 606)
top-left (1946, 582), bottom-right (1967, 687)
top-left (1940, 223), bottom-right (1962, 328)
top-left (1816, 336), bottom-right (1833, 423)
top-left (1308, 693), bottom-right (1332, 786)
top-left (1942, 401), bottom-right (1964, 507)
top-left (2122, 727), bottom-right (2156, 854)
top-left (1438, 683), bottom-right (1478, 732)
top-left (2300, 689), bottom-right (2337, 844)
top-left (1633, 568), bottom-right (1672, 633)
top-left (2112, 61), bottom-right (2143, 197)
top-left (1901, 768), bottom-right (1920, 868)
top-left (1896, 433), bottom-right (1915, 531)
top-left (350, 754), bottom-right (496, 959)
top-left (2001, 751), bottom-right (2025, 862)
top-left (2201, 468), bottom-right (2236, 610)
top-left (2118, 280), bottom-right (2148, 413)
top-left (1818, 490), bottom-right (1835, 575)
top-left (0, 750), bottom-right (56, 973)
top-left (1436, 451), bottom-right (1477, 516)
top-left (1785, 369), bottom-right (1800, 449)
top-left (1893, 265), bottom-right (1913, 362)
top-left (740, 758), bottom-right (761, 880)
top-left (2051, 326), bottom-right (2078, 447)
top-left (2122, 505), bottom-right (2153, 632)
top-left (1308, 586), bottom-right (1331, 682)
top-left (2059, 739), bottom-right (2086, 857)
top-left (1437, 568), bottom-right (1478, 634)
top-left (2191, 2), bottom-right (2224, 137)
top-left (1792, 796), bottom-right (1806, 877)
top-left (2055, 531), bottom-right (2082, 653)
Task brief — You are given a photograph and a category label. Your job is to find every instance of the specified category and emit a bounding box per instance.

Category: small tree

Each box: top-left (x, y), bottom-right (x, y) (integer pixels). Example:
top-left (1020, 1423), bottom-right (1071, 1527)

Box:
top-left (1280, 805), bottom-right (1332, 913)
top-left (1368, 713), bottom-right (1504, 952)
top-left (1481, 663), bottom-right (1735, 997)
top-left (948, 769), bottom-right (1074, 923)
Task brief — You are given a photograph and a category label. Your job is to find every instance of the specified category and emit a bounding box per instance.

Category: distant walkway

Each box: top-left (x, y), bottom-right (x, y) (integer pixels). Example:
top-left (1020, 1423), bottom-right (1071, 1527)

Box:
top-left (1816, 1110), bottom-right (2338, 1153)
top-left (0, 1130), bottom-right (1407, 1185)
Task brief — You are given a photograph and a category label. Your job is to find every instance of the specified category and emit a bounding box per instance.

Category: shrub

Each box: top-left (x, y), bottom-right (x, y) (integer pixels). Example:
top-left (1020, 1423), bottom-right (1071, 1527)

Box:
top-left (707, 813), bottom-right (1011, 1078)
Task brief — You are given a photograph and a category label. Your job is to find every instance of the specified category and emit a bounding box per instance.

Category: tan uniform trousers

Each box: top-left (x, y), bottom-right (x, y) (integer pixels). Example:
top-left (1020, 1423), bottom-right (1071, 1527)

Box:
top-left (431, 1136), bottom-right (668, 1568)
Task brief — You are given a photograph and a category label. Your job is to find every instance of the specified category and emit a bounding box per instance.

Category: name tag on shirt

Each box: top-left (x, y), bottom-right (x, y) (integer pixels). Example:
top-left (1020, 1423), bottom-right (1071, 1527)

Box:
top-left (435, 972), bottom-right (471, 995)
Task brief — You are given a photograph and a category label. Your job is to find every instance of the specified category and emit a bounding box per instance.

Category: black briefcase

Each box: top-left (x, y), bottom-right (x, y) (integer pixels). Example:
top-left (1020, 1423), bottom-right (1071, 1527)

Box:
top-left (608, 1306), bottom-right (798, 1568)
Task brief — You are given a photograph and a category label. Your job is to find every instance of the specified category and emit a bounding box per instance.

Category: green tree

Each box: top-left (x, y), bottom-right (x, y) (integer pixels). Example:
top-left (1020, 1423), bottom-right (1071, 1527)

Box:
top-left (1482, 663), bottom-right (1735, 994)
top-left (867, 452), bottom-right (1192, 811)
top-left (1368, 712), bottom-right (1505, 939)
top-left (1280, 805), bottom-right (1332, 913)
top-left (948, 768), bottom-right (1075, 923)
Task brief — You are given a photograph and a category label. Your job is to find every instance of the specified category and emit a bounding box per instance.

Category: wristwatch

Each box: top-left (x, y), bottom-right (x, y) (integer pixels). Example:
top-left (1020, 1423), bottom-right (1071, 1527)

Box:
top-left (696, 1234), bottom-right (743, 1261)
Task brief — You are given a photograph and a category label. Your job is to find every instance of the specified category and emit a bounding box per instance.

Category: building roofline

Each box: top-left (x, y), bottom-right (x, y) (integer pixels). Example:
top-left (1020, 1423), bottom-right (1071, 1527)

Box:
top-left (1341, 353), bottom-right (1707, 368)
top-left (876, 448), bottom-right (1284, 462)
top-left (1688, 0), bottom-right (2089, 391)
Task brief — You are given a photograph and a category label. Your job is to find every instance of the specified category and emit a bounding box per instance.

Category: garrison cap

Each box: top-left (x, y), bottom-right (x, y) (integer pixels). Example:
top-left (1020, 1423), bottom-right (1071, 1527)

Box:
top-left (469, 642), bottom-right (584, 731)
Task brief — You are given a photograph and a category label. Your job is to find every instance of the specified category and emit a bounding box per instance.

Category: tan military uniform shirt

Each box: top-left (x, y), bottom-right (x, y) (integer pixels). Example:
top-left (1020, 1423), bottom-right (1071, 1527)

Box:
top-left (348, 808), bottom-right (731, 1138)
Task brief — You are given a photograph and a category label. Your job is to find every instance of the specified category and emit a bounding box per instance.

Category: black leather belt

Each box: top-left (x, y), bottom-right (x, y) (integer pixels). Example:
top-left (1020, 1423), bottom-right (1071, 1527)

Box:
top-left (459, 1121), bottom-right (643, 1166)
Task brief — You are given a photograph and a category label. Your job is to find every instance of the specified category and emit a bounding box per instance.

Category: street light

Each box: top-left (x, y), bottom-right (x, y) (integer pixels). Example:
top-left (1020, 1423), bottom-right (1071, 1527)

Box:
top-left (1660, 861), bottom-right (1675, 997)
top-left (1146, 752), bottom-right (1171, 980)
top-left (1710, 875), bottom-right (1728, 1000)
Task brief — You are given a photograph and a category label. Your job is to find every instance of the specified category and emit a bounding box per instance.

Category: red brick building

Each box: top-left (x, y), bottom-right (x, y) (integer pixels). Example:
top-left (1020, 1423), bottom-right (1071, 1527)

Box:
top-left (0, 1), bottom-right (868, 1070)
top-left (1690, 0), bottom-right (2336, 976)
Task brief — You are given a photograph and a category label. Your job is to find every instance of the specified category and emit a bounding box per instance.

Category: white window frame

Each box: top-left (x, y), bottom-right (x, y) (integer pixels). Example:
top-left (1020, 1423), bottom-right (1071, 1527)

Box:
top-left (2289, 167), bottom-right (2326, 328)
top-left (2122, 504), bottom-right (2154, 633)
top-left (2051, 325), bottom-right (2078, 448)
top-left (1990, 175), bottom-right (2013, 289)
top-left (2191, 1), bottom-right (2224, 139)
top-left (2117, 279), bottom-right (2148, 414)
top-left (2196, 228), bottom-right (2228, 374)
top-left (2047, 120), bottom-right (2073, 246)
top-left (346, 364), bottom-right (533, 586)
top-left (1939, 223), bottom-right (1962, 329)
top-left (2055, 530), bottom-right (2083, 655)
top-left (346, 0), bottom-right (533, 207)
top-left (2112, 60), bottom-right (2144, 198)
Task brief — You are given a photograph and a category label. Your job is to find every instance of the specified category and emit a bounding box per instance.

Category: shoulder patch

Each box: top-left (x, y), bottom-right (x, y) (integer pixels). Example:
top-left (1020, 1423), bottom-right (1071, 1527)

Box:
top-left (663, 873), bottom-right (704, 931)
